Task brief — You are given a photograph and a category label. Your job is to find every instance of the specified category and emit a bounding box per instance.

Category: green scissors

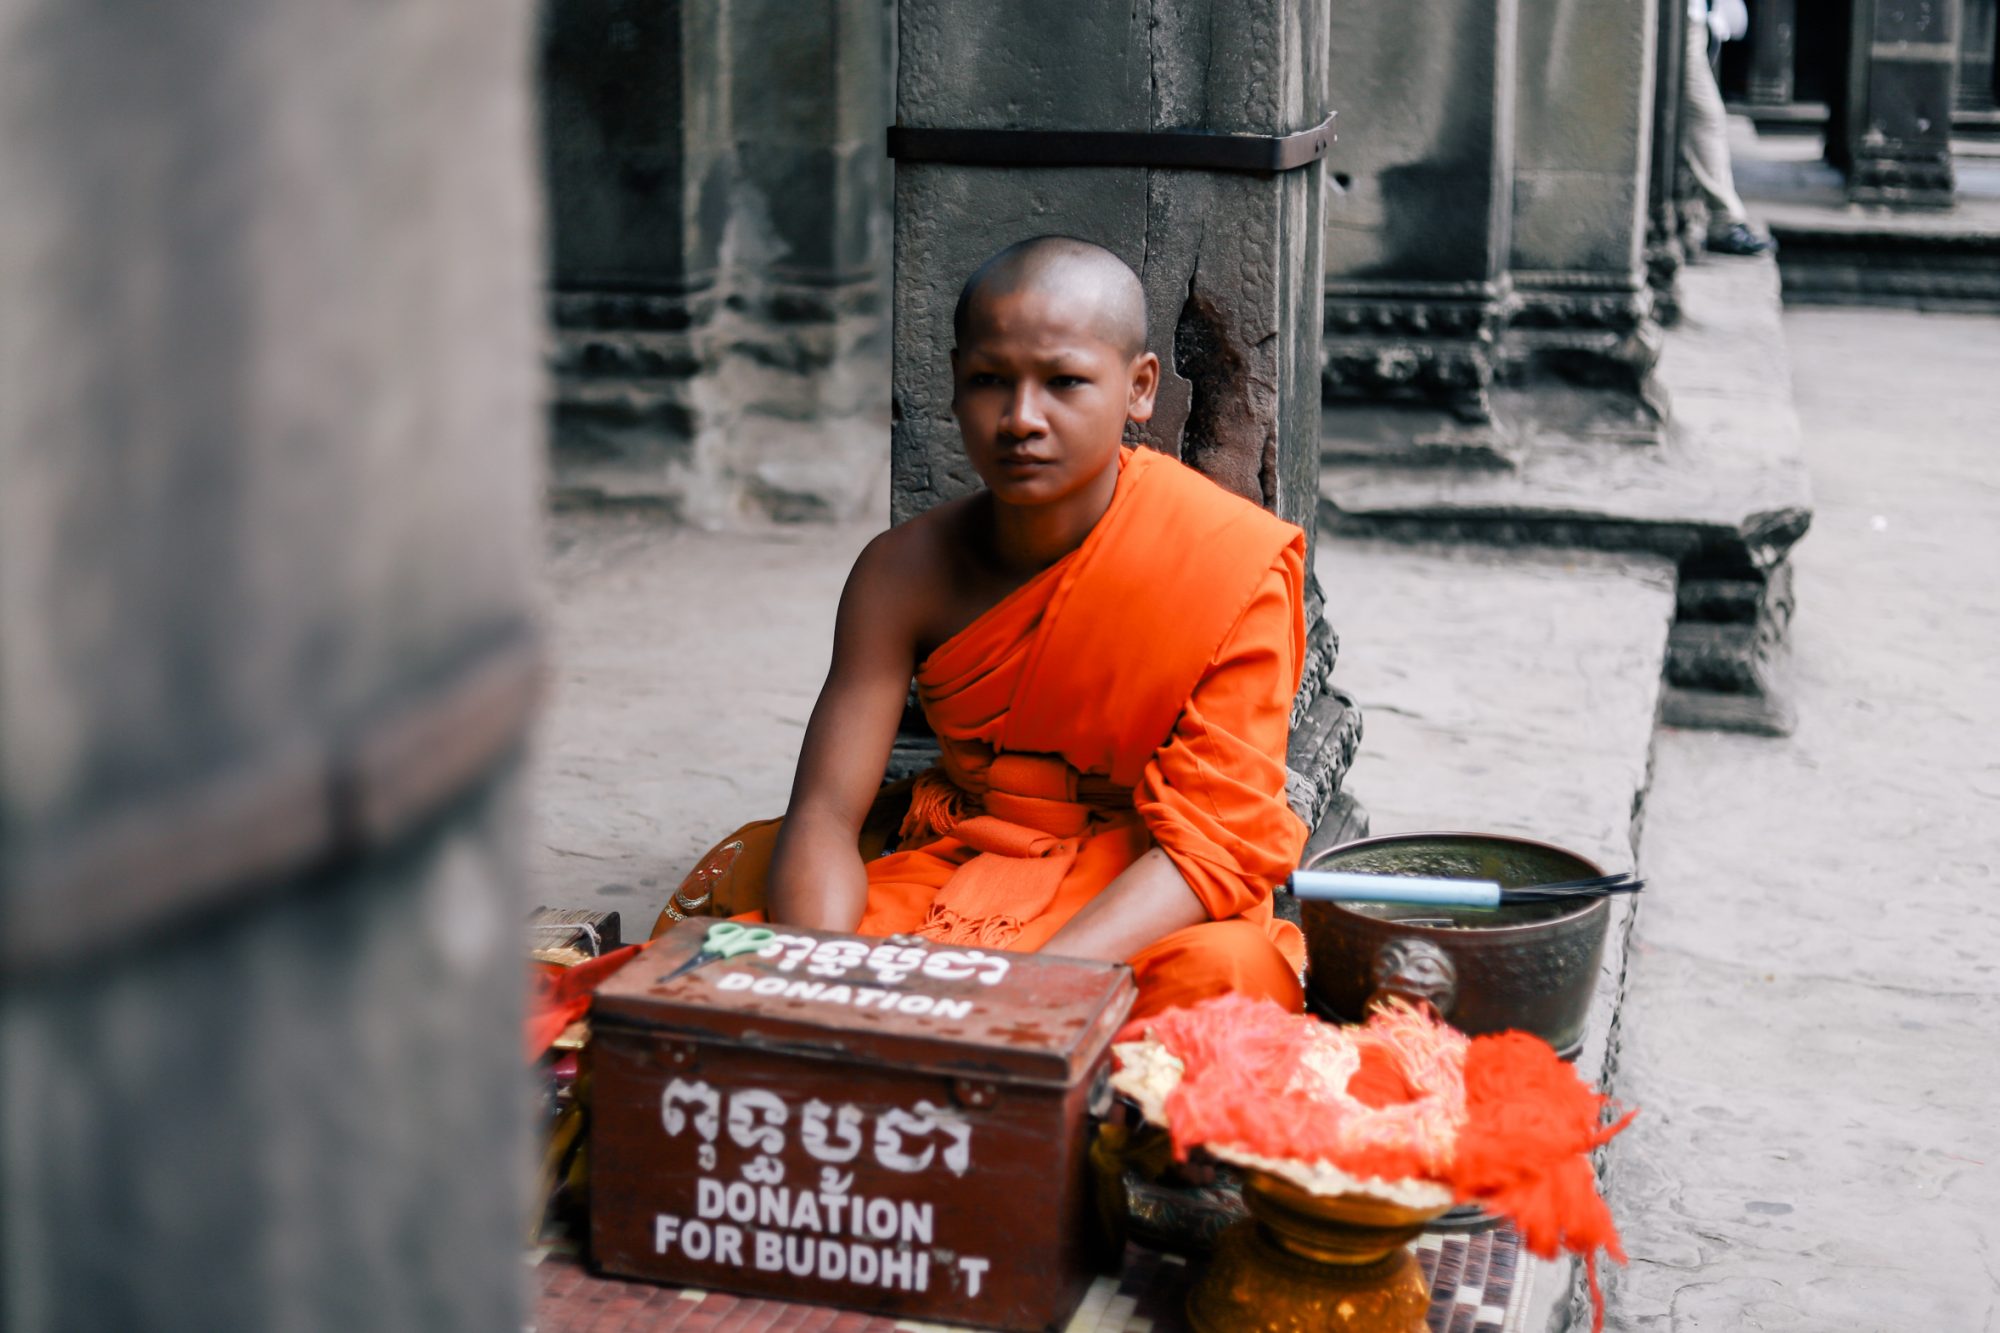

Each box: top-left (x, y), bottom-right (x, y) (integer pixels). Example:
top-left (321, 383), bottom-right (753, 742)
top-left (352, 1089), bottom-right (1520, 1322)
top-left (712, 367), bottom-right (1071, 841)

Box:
top-left (659, 920), bottom-right (778, 983)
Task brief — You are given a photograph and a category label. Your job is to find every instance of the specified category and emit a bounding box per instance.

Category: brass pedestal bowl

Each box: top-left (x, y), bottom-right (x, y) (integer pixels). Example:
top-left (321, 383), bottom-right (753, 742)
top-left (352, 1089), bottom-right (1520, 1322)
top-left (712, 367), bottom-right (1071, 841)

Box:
top-left (1187, 1172), bottom-right (1450, 1333)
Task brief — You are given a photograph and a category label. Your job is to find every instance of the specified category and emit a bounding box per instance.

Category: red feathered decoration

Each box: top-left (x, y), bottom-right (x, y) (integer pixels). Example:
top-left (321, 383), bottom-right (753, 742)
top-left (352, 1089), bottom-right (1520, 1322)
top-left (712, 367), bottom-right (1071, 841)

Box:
top-left (1454, 1032), bottom-right (1637, 1330)
top-left (1113, 997), bottom-right (1635, 1333)
top-left (525, 944), bottom-right (643, 1062)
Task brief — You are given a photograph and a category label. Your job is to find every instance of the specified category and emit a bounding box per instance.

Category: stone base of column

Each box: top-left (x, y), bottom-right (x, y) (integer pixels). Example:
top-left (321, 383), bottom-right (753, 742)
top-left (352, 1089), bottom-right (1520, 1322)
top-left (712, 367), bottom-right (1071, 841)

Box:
top-left (1319, 282), bottom-right (1529, 474)
top-left (1320, 271), bottom-right (1674, 466)
top-left (1285, 575), bottom-right (1363, 839)
top-left (1320, 281), bottom-right (1510, 426)
top-left (1320, 281), bottom-right (1672, 483)
top-left (1847, 152), bottom-right (1958, 211)
top-left (1662, 560), bottom-right (1798, 735)
top-left (1746, 75), bottom-right (1795, 106)
top-left (549, 279), bottom-right (888, 524)
top-left (1504, 273), bottom-right (1666, 411)
top-left (1649, 167), bottom-right (1702, 331)
top-left (1731, 97), bottom-right (1834, 135)
top-left (1645, 228), bottom-right (1687, 327)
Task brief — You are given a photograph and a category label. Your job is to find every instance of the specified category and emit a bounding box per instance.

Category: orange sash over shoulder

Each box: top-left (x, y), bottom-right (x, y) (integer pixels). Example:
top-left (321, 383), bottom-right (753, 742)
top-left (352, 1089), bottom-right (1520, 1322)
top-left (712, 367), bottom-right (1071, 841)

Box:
top-left (863, 447), bottom-right (1311, 994)
top-left (1002, 449), bottom-right (1303, 788)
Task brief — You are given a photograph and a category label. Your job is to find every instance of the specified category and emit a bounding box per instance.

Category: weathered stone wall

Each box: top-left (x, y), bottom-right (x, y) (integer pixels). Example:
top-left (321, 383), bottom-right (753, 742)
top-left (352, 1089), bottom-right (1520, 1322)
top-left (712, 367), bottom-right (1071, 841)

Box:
top-left (0, 0), bottom-right (544, 1327)
top-left (543, 0), bottom-right (893, 523)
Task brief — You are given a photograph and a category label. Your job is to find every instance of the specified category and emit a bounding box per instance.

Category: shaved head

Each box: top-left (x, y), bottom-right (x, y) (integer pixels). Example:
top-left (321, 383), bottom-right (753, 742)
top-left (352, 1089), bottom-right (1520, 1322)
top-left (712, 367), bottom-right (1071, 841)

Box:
top-left (953, 236), bottom-right (1149, 359)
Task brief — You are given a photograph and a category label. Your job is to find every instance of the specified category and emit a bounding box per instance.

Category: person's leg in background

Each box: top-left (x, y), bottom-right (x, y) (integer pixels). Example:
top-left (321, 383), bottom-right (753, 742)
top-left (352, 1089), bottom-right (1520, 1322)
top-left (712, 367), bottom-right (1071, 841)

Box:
top-left (1681, 17), bottom-right (1775, 256)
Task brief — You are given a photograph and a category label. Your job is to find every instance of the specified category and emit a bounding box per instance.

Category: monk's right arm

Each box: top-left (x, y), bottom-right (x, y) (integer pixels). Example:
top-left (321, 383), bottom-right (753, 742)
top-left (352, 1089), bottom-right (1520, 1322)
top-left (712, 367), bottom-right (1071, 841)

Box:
top-left (766, 534), bottom-right (918, 930)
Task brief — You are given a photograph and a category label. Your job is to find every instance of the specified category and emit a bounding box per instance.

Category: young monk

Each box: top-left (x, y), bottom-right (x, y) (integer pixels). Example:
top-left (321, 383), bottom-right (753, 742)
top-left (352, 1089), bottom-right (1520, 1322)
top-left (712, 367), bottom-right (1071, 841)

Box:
top-left (764, 236), bottom-right (1309, 1021)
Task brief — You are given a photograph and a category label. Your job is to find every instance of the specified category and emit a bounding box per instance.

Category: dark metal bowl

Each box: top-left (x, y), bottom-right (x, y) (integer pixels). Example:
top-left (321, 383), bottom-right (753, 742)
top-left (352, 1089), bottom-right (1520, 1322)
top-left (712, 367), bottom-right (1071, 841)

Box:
top-left (1298, 831), bottom-right (1611, 1060)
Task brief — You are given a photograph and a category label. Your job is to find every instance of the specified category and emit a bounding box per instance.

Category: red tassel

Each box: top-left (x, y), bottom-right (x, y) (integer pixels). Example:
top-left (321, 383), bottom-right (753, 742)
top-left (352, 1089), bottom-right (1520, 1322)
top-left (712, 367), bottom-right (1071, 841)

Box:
top-left (525, 943), bottom-right (644, 1062)
top-left (1452, 1032), bottom-right (1636, 1333)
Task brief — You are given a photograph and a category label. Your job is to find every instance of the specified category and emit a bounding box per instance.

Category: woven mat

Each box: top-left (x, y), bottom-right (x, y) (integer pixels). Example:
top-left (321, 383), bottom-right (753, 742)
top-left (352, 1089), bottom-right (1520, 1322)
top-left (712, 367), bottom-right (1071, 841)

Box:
top-left (531, 1226), bottom-right (1525, 1333)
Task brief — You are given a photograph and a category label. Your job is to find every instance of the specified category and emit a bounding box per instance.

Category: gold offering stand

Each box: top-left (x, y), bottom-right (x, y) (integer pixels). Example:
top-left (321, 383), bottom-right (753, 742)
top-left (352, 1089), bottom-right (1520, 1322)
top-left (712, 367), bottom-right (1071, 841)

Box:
top-left (1187, 1171), bottom-right (1450, 1333)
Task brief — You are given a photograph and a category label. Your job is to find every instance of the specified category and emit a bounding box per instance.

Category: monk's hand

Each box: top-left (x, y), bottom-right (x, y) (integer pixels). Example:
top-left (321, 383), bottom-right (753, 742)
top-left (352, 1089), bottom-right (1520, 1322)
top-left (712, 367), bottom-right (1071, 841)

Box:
top-left (1039, 847), bottom-right (1208, 963)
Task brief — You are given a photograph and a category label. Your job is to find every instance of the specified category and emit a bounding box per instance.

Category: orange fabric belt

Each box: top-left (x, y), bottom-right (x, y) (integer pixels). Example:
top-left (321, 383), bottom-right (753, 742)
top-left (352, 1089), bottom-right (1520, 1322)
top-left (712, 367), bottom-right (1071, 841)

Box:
top-left (908, 753), bottom-right (1125, 948)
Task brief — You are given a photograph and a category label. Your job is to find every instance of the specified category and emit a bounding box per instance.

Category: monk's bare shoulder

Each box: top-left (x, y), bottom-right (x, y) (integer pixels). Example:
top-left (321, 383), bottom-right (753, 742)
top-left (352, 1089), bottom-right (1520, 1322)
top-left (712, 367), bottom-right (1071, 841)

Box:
top-left (842, 495), bottom-right (987, 658)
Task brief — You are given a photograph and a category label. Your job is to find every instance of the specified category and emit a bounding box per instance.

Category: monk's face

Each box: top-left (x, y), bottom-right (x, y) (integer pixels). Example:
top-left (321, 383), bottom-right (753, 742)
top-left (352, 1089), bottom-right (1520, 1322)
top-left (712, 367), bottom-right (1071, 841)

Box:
top-left (951, 288), bottom-right (1159, 508)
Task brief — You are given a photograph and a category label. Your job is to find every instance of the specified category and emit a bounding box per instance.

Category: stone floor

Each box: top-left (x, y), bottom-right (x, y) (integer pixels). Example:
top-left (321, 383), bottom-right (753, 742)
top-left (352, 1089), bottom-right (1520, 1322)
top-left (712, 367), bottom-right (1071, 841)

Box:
top-left (528, 510), bottom-right (880, 925)
top-left (525, 512), bottom-right (1676, 1333)
top-left (1601, 307), bottom-right (2000, 1330)
top-left (1736, 127), bottom-right (2000, 220)
top-left (1735, 125), bottom-right (2000, 311)
top-left (1326, 539), bottom-right (1673, 879)
top-left (531, 1230), bottom-right (1531, 1333)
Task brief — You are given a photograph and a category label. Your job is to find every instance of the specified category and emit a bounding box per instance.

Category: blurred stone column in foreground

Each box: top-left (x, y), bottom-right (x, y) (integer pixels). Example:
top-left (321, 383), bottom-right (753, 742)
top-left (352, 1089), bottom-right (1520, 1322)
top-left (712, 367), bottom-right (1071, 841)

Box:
top-left (1, 2), bottom-right (544, 1330)
top-left (891, 0), bottom-right (1362, 842)
top-left (543, 0), bottom-right (892, 521)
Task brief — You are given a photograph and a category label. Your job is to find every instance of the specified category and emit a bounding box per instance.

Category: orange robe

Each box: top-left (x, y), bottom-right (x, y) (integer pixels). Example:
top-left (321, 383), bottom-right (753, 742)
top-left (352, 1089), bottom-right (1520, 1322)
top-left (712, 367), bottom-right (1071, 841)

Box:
top-left (862, 447), bottom-right (1310, 1022)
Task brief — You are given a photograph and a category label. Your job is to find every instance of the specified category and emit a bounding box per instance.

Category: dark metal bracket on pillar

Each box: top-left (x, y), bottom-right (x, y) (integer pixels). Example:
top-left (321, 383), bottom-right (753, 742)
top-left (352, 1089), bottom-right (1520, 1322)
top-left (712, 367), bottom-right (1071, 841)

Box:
top-left (887, 112), bottom-right (1337, 174)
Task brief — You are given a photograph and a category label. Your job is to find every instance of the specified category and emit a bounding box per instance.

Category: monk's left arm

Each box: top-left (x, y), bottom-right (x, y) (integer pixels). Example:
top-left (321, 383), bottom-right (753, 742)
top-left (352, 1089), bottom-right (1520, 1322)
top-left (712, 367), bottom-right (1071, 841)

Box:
top-left (1040, 550), bottom-right (1308, 962)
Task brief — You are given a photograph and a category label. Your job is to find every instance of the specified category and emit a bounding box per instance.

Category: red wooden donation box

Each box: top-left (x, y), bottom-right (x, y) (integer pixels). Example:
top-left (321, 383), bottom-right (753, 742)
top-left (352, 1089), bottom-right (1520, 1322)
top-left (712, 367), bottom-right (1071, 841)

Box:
top-left (589, 920), bottom-right (1138, 1331)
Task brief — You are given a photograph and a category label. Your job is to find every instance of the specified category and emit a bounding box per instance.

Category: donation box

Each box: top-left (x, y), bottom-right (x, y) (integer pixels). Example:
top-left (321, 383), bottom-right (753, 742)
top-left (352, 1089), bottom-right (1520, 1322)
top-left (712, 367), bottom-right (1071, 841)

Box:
top-left (589, 920), bottom-right (1138, 1331)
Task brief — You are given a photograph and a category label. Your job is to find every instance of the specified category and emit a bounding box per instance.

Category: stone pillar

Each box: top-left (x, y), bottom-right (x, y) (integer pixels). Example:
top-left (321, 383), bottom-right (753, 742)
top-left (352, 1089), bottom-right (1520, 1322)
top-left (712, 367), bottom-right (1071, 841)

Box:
top-left (1746, 0), bottom-right (1800, 107)
top-left (722, 0), bottom-right (894, 516)
top-left (1507, 0), bottom-right (1663, 407)
top-left (1, 1), bottom-right (542, 1330)
top-left (891, 0), bottom-right (1360, 837)
top-left (1959, 0), bottom-right (1998, 115)
top-left (1647, 0), bottom-right (1692, 325)
top-left (543, 0), bottom-right (892, 521)
top-left (1835, 0), bottom-right (1961, 208)
top-left (1319, 0), bottom-right (1519, 437)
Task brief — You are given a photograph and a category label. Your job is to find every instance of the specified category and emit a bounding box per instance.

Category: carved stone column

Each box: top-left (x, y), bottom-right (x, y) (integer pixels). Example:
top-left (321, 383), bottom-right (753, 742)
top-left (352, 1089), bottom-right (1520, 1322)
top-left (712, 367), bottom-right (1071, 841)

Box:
top-left (891, 0), bottom-right (1361, 837)
top-left (543, 0), bottom-right (891, 521)
top-left (1746, 0), bottom-right (1800, 107)
top-left (1959, 0), bottom-right (1998, 115)
top-left (1833, 0), bottom-right (1962, 208)
top-left (1320, 0), bottom-right (1518, 436)
top-left (1647, 0), bottom-right (1692, 325)
top-left (1507, 0), bottom-right (1663, 409)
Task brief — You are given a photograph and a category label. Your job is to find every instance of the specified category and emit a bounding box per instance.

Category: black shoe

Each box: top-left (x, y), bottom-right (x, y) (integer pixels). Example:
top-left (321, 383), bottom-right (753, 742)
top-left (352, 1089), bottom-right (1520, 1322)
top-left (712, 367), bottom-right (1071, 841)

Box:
top-left (1707, 223), bottom-right (1776, 257)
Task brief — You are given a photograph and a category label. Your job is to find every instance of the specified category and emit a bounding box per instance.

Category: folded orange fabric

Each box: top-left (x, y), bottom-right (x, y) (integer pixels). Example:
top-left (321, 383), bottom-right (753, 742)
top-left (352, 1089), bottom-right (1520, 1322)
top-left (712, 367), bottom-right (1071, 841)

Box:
top-left (857, 447), bottom-right (1312, 1010)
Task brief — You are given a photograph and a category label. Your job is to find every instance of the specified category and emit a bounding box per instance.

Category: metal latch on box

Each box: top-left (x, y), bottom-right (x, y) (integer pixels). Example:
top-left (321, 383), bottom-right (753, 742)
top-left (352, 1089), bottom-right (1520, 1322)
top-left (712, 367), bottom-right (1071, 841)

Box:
top-left (952, 1078), bottom-right (1000, 1110)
